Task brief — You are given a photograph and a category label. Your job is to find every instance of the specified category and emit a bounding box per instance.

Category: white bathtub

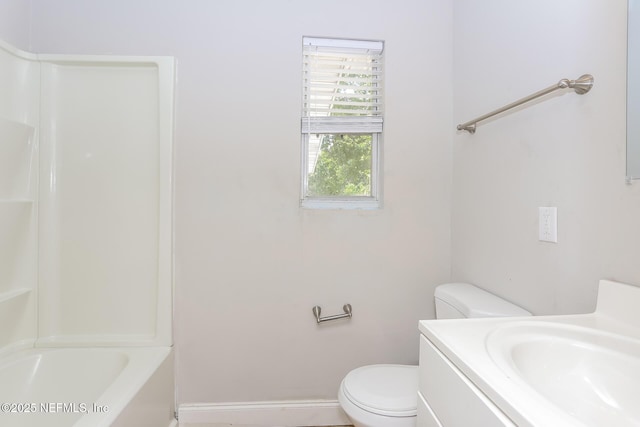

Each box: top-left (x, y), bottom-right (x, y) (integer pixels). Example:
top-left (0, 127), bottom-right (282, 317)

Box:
top-left (0, 346), bottom-right (176, 427)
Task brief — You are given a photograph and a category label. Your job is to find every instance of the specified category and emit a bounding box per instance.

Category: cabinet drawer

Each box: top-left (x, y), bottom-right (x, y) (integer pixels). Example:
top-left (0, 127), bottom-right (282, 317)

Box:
top-left (418, 335), bottom-right (515, 427)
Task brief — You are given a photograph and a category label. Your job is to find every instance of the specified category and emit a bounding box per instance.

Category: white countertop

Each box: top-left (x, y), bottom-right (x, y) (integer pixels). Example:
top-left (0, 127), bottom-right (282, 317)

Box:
top-left (419, 280), bottom-right (640, 427)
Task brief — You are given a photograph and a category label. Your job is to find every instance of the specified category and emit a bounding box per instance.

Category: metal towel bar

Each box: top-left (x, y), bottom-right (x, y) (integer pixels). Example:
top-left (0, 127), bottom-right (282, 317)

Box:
top-left (457, 74), bottom-right (594, 134)
top-left (312, 304), bottom-right (352, 324)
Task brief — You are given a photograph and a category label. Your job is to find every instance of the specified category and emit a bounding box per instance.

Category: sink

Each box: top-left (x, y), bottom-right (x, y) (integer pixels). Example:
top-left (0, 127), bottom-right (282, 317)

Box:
top-left (420, 281), bottom-right (640, 427)
top-left (486, 322), bottom-right (640, 427)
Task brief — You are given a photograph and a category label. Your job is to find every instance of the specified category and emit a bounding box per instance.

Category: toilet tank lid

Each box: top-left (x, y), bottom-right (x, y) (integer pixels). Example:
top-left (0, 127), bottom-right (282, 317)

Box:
top-left (435, 283), bottom-right (532, 318)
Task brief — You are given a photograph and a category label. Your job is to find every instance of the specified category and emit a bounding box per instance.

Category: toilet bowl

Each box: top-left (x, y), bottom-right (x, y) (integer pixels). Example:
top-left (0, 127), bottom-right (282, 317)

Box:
top-left (338, 283), bottom-right (531, 427)
top-left (338, 364), bottom-right (418, 427)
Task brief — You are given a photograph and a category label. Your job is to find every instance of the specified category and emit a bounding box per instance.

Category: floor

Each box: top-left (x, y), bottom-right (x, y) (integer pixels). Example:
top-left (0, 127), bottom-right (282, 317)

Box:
top-left (181, 425), bottom-right (351, 427)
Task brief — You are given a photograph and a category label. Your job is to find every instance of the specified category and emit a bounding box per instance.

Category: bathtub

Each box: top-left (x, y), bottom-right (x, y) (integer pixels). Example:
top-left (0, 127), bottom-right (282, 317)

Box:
top-left (0, 346), bottom-right (176, 427)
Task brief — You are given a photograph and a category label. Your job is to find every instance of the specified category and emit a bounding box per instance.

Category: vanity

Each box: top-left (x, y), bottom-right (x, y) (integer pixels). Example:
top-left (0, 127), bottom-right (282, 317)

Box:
top-left (417, 280), bottom-right (640, 427)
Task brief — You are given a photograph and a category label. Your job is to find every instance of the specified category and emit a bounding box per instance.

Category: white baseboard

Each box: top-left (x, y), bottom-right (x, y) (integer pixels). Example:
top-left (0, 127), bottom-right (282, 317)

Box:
top-left (178, 399), bottom-right (351, 426)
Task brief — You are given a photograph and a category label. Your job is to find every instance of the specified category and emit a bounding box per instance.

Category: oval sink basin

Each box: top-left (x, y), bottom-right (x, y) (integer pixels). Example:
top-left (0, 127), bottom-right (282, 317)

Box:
top-left (487, 322), bottom-right (640, 427)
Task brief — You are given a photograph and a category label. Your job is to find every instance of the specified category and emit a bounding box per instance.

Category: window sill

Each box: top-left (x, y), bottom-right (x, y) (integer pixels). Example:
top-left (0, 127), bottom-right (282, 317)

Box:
top-left (300, 197), bottom-right (381, 210)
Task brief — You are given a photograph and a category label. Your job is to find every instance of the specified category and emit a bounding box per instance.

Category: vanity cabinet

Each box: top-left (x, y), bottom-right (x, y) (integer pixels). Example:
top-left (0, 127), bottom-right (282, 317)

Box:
top-left (417, 335), bottom-right (515, 427)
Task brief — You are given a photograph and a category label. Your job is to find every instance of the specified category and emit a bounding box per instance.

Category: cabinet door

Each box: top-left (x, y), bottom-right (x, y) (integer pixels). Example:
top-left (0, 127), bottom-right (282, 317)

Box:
top-left (418, 335), bottom-right (515, 427)
top-left (417, 391), bottom-right (443, 427)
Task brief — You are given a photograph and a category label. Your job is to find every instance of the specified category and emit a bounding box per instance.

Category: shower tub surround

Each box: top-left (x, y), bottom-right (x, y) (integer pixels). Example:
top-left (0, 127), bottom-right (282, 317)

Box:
top-left (0, 39), bottom-right (175, 426)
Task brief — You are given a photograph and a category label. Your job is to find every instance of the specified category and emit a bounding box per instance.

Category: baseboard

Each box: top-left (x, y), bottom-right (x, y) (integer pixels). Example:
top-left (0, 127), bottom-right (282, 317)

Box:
top-left (178, 399), bottom-right (351, 426)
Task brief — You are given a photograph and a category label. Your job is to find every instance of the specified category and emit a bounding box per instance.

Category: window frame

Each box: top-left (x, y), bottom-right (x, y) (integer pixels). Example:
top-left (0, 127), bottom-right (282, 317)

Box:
top-left (300, 36), bottom-right (384, 210)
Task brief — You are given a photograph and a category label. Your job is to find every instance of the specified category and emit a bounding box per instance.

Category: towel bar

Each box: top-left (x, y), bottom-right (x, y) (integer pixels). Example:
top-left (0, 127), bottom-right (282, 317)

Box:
top-left (457, 74), bottom-right (594, 134)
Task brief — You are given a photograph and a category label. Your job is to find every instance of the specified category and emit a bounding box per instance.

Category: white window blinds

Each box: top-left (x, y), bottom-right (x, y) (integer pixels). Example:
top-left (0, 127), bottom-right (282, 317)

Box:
top-left (302, 37), bottom-right (384, 134)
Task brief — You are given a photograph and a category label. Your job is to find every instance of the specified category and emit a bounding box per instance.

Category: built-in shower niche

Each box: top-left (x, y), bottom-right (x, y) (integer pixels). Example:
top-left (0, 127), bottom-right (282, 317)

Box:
top-left (0, 116), bottom-right (38, 350)
top-left (0, 118), bottom-right (36, 200)
top-left (0, 202), bottom-right (34, 294)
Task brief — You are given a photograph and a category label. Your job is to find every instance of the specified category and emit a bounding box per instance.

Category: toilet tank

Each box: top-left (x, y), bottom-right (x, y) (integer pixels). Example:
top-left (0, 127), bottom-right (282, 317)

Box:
top-left (434, 283), bottom-right (531, 319)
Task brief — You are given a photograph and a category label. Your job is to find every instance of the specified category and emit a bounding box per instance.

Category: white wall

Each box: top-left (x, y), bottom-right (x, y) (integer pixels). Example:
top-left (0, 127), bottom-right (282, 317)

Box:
top-left (451, 0), bottom-right (637, 315)
top-left (25, 0), bottom-right (453, 403)
top-left (0, 0), bottom-right (30, 49)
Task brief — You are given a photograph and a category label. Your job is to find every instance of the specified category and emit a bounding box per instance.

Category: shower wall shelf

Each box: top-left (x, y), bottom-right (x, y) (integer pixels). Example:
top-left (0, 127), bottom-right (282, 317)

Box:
top-left (457, 74), bottom-right (594, 134)
top-left (0, 51), bottom-right (39, 350)
top-left (0, 288), bottom-right (31, 304)
top-left (0, 197), bottom-right (35, 308)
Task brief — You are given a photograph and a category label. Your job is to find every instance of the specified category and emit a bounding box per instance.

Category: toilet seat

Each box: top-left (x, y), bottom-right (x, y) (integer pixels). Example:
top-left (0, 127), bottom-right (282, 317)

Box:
top-left (341, 364), bottom-right (418, 417)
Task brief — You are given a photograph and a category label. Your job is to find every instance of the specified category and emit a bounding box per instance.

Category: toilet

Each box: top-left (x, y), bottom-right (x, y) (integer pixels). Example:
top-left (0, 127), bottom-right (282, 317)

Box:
top-left (338, 283), bottom-right (531, 427)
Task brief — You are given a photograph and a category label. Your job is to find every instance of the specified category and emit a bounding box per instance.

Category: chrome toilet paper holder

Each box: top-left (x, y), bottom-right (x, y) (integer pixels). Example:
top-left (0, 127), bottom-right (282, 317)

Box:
top-left (312, 304), bottom-right (352, 324)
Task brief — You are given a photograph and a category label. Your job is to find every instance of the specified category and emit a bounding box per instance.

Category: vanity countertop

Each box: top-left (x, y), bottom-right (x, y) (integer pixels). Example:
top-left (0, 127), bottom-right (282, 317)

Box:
top-left (419, 280), bottom-right (640, 427)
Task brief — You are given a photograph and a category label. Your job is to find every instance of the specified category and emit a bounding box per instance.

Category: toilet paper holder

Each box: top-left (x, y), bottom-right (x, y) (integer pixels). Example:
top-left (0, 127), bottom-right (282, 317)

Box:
top-left (312, 304), bottom-right (352, 324)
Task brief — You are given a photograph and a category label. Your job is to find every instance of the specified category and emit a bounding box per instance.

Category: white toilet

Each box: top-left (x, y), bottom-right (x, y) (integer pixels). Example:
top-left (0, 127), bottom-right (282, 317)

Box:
top-left (338, 283), bottom-right (531, 427)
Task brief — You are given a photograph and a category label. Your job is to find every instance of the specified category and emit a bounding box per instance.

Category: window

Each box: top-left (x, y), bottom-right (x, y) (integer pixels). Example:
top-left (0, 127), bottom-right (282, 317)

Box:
top-left (301, 37), bottom-right (384, 209)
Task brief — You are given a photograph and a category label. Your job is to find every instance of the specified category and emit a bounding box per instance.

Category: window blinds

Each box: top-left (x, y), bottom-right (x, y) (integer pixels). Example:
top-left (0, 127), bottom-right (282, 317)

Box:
top-left (302, 37), bottom-right (384, 134)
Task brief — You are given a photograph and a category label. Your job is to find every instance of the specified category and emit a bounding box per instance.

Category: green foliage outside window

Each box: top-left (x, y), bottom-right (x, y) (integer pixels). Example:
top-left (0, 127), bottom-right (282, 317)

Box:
top-left (307, 134), bottom-right (372, 197)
